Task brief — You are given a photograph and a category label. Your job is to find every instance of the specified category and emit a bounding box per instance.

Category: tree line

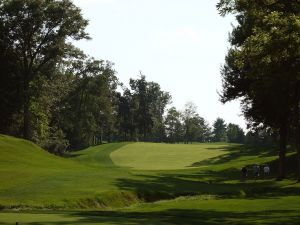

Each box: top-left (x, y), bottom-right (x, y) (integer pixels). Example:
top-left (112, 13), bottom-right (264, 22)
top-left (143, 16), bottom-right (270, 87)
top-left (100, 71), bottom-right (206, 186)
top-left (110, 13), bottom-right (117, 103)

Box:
top-left (0, 0), bottom-right (249, 154)
top-left (217, 0), bottom-right (300, 180)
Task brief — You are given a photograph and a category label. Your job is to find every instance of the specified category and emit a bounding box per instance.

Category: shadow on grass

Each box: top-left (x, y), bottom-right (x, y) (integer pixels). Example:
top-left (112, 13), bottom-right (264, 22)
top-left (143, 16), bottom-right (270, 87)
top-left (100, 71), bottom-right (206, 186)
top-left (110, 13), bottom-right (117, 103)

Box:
top-left (189, 145), bottom-right (275, 167)
top-left (114, 173), bottom-right (290, 200)
top-left (68, 142), bottom-right (129, 167)
top-left (7, 209), bottom-right (300, 225)
top-left (112, 144), bottom-right (298, 200)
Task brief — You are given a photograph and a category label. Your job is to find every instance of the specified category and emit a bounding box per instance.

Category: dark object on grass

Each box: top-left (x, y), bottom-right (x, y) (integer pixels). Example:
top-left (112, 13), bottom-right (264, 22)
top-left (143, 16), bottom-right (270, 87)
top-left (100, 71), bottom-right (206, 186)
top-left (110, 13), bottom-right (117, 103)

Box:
top-left (241, 166), bottom-right (248, 179)
top-left (253, 164), bottom-right (260, 178)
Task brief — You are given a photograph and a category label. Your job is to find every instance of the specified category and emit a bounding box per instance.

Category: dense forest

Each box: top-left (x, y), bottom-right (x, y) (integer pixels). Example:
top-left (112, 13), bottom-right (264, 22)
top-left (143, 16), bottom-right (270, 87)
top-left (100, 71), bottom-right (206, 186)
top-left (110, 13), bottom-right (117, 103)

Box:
top-left (0, 0), bottom-right (251, 154)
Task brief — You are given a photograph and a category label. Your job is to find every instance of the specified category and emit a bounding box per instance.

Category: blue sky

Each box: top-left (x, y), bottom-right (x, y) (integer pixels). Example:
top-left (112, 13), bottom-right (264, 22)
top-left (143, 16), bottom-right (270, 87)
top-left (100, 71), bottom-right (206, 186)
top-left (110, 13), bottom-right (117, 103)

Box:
top-left (72, 0), bottom-right (246, 130)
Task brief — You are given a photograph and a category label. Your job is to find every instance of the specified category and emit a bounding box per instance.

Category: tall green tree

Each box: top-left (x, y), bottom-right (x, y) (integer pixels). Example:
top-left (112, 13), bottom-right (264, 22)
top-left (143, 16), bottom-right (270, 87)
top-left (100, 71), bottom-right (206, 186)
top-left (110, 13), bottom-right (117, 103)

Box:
top-left (165, 107), bottom-right (183, 143)
top-left (213, 118), bottom-right (227, 142)
top-left (62, 58), bottom-right (117, 149)
top-left (181, 102), bottom-right (210, 143)
top-left (129, 75), bottom-right (171, 141)
top-left (0, 0), bottom-right (89, 139)
top-left (226, 123), bottom-right (245, 143)
top-left (182, 102), bottom-right (198, 144)
top-left (130, 75), bottom-right (152, 141)
top-left (115, 88), bottom-right (136, 141)
top-left (217, 0), bottom-right (300, 179)
top-left (148, 82), bottom-right (171, 142)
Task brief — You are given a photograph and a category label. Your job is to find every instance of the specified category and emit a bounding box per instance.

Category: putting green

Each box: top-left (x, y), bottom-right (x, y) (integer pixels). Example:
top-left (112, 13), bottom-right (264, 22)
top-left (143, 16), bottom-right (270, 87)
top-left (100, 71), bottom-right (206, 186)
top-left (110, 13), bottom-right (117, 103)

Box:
top-left (110, 143), bottom-right (229, 170)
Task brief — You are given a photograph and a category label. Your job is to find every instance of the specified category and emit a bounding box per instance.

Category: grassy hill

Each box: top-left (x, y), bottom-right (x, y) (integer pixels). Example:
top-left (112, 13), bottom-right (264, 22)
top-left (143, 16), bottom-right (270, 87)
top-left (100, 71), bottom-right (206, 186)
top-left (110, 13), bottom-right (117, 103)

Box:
top-left (0, 135), bottom-right (300, 224)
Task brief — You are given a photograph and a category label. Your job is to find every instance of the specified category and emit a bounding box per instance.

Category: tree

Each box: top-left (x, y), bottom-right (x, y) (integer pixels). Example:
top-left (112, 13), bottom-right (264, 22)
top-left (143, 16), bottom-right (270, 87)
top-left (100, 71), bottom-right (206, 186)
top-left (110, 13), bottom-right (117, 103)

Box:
top-left (213, 118), bottom-right (227, 142)
top-left (245, 128), bottom-right (276, 146)
top-left (182, 102), bottom-right (198, 144)
top-left (62, 58), bottom-right (117, 149)
top-left (115, 88), bottom-right (137, 141)
top-left (130, 75), bottom-right (152, 141)
top-left (227, 123), bottom-right (244, 143)
top-left (165, 107), bottom-right (183, 143)
top-left (217, 0), bottom-right (300, 179)
top-left (0, 0), bottom-right (89, 139)
top-left (129, 74), bottom-right (171, 142)
top-left (148, 82), bottom-right (172, 142)
top-left (180, 102), bottom-right (210, 143)
top-left (0, 46), bottom-right (22, 135)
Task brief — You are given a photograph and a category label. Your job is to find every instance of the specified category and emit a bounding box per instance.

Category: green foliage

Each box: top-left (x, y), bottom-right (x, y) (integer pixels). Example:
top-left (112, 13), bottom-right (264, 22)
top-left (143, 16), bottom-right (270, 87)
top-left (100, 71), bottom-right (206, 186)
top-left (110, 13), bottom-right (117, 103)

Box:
top-left (0, 0), bottom-right (89, 139)
top-left (165, 107), bottom-right (184, 143)
top-left (217, 0), bottom-right (300, 178)
top-left (62, 58), bottom-right (118, 149)
top-left (245, 128), bottom-right (276, 146)
top-left (182, 102), bottom-right (212, 143)
top-left (116, 75), bottom-right (171, 142)
top-left (0, 0), bottom-right (243, 152)
top-left (213, 118), bottom-right (227, 142)
top-left (226, 123), bottom-right (245, 143)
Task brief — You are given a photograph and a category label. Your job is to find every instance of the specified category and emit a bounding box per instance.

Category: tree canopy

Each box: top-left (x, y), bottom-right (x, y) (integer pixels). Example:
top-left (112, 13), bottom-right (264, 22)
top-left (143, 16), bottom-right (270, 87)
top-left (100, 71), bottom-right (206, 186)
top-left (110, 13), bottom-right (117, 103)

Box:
top-left (0, 0), bottom-right (247, 154)
top-left (217, 0), bottom-right (300, 179)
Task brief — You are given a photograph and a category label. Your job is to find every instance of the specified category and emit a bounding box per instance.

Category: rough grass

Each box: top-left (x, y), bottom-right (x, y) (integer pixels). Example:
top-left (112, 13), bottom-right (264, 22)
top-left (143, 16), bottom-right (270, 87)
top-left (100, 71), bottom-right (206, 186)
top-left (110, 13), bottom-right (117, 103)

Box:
top-left (0, 135), bottom-right (300, 224)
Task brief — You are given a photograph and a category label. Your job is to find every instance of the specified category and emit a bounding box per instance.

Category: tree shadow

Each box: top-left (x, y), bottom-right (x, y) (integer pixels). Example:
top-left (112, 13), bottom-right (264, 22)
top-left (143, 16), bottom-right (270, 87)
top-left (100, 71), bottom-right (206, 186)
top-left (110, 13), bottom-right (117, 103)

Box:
top-left (9, 209), bottom-right (300, 225)
top-left (189, 145), bottom-right (275, 168)
top-left (113, 159), bottom-right (299, 200)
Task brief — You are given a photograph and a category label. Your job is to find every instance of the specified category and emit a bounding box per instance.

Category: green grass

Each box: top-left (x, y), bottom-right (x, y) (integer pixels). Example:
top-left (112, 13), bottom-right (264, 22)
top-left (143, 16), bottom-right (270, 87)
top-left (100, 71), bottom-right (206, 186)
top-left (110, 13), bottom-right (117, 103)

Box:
top-left (1, 195), bottom-right (300, 224)
top-left (0, 134), bottom-right (300, 224)
top-left (110, 142), bottom-right (228, 170)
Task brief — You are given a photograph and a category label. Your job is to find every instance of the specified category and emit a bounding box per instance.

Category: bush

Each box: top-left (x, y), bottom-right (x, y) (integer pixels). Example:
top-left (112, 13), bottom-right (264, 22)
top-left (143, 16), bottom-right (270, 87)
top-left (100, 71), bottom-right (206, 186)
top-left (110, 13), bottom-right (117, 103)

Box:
top-left (42, 130), bottom-right (69, 156)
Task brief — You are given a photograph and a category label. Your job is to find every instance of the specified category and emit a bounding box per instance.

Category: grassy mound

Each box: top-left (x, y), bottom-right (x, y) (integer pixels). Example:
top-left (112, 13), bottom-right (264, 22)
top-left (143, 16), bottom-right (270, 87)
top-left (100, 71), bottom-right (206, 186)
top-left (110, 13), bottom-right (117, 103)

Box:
top-left (0, 136), bottom-right (136, 209)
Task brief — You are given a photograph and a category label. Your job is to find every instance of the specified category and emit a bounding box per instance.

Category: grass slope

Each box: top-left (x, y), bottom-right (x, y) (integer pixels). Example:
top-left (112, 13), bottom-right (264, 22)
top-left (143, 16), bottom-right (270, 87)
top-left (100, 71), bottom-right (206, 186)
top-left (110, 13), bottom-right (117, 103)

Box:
top-left (0, 135), bottom-right (300, 224)
top-left (0, 136), bottom-right (135, 208)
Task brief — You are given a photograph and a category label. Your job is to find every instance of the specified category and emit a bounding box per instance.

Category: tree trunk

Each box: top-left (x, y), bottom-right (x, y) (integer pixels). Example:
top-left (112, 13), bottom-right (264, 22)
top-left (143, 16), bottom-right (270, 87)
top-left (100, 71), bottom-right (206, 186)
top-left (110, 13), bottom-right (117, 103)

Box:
top-left (143, 125), bottom-right (147, 142)
top-left (23, 74), bottom-right (30, 140)
top-left (295, 82), bottom-right (300, 182)
top-left (297, 139), bottom-right (300, 182)
top-left (278, 123), bottom-right (287, 180)
top-left (23, 98), bottom-right (30, 139)
top-left (100, 128), bottom-right (103, 144)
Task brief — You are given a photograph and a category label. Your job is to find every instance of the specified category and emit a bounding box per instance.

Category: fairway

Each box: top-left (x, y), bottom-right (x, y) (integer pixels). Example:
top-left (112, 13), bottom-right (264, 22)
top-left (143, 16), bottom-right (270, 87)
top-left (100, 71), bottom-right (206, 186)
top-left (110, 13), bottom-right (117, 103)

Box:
top-left (110, 143), bottom-right (228, 170)
top-left (1, 135), bottom-right (300, 225)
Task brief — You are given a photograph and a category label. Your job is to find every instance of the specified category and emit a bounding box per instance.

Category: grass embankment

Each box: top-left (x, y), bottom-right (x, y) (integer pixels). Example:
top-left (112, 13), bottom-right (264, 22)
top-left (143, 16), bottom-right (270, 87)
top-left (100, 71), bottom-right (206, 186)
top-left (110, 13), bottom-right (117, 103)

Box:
top-left (1, 195), bottom-right (300, 224)
top-left (0, 135), bottom-right (300, 224)
top-left (0, 135), bottom-right (137, 209)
